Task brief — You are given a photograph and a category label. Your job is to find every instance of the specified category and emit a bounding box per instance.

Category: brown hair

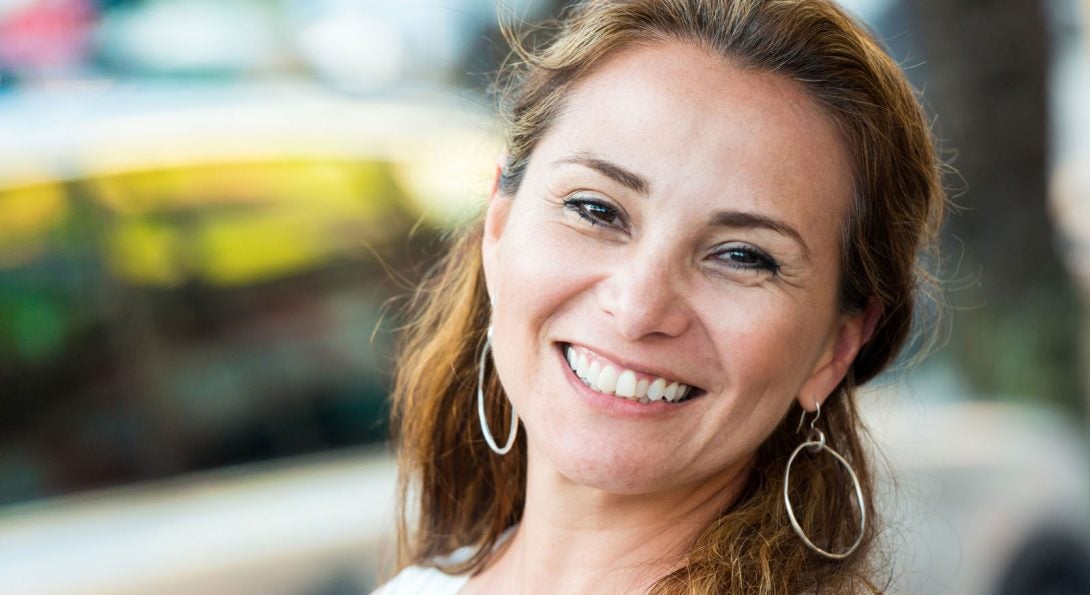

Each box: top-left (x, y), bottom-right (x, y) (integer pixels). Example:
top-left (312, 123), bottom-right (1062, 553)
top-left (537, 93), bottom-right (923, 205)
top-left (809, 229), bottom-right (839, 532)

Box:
top-left (391, 1), bottom-right (945, 592)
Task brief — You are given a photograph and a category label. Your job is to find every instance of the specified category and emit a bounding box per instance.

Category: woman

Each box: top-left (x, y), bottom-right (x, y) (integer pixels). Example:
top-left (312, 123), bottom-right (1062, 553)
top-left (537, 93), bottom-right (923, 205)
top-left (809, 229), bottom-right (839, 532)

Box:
top-left (380, 0), bottom-right (944, 592)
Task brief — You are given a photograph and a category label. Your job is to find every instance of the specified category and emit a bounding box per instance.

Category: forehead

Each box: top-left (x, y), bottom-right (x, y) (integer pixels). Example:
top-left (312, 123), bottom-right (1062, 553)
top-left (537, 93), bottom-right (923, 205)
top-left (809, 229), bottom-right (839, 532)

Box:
top-left (534, 40), bottom-right (854, 252)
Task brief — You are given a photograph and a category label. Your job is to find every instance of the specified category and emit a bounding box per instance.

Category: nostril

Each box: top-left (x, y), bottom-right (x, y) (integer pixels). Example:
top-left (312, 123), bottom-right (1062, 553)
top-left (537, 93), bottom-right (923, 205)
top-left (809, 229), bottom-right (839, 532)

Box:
top-left (595, 269), bottom-right (692, 341)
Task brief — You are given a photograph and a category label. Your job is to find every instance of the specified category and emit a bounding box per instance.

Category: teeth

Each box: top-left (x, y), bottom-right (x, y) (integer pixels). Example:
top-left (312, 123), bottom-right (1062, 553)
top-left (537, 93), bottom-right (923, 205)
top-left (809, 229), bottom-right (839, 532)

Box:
top-left (664, 382), bottom-right (679, 402)
top-left (564, 344), bottom-right (696, 404)
top-left (586, 361), bottom-right (602, 385)
top-left (647, 378), bottom-right (666, 401)
top-left (615, 370), bottom-right (637, 397)
top-left (577, 353), bottom-right (590, 379)
top-left (597, 365), bottom-right (618, 393)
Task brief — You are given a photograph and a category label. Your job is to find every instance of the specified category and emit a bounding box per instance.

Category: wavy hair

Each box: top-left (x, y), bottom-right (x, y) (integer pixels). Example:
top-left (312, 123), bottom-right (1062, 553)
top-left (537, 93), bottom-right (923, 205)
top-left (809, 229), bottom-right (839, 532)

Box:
top-left (391, 1), bottom-right (945, 592)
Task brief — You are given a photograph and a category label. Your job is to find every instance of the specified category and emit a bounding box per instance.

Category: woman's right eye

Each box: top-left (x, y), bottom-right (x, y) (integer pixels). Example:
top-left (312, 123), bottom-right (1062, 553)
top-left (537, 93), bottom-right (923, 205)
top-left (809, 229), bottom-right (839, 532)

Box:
top-left (564, 195), bottom-right (623, 228)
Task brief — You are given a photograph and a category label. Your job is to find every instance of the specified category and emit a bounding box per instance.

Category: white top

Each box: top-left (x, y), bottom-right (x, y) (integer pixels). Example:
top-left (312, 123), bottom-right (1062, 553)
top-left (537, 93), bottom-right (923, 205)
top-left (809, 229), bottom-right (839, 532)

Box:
top-left (371, 565), bottom-right (469, 594)
top-left (372, 527), bottom-right (517, 594)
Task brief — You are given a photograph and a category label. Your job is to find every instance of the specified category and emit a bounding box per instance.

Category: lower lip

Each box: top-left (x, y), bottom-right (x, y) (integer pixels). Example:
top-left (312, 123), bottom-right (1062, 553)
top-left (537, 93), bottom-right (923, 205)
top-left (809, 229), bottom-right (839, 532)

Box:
top-left (556, 344), bottom-right (698, 419)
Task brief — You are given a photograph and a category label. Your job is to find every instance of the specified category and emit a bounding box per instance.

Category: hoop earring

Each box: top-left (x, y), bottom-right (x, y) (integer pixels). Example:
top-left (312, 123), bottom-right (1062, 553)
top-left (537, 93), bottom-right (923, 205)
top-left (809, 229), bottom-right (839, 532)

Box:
top-left (477, 324), bottom-right (518, 455)
top-left (783, 399), bottom-right (866, 560)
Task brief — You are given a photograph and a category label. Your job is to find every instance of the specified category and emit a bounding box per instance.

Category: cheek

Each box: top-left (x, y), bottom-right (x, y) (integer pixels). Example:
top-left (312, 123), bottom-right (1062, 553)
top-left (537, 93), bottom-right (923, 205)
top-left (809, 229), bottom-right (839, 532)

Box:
top-left (697, 288), bottom-right (833, 394)
top-left (674, 295), bottom-right (829, 474)
top-left (493, 199), bottom-right (615, 317)
top-left (496, 223), bottom-right (584, 323)
top-left (488, 212), bottom-right (596, 397)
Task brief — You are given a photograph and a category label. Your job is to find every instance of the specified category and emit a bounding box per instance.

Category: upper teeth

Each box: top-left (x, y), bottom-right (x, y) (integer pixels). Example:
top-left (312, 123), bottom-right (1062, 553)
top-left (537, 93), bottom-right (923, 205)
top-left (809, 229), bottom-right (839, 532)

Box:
top-left (566, 345), bottom-right (691, 403)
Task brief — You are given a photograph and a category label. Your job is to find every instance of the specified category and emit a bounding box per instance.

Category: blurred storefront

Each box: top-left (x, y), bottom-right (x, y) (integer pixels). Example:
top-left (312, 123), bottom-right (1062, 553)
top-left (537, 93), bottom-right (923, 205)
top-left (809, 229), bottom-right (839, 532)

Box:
top-left (0, 2), bottom-right (508, 592)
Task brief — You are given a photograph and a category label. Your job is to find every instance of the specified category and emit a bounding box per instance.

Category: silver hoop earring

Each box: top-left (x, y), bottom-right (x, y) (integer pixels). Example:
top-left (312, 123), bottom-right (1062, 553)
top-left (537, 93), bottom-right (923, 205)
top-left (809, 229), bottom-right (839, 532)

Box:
top-left (477, 324), bottom-right (518, 455)
top-left (783, 399), bottom-right (866, 560)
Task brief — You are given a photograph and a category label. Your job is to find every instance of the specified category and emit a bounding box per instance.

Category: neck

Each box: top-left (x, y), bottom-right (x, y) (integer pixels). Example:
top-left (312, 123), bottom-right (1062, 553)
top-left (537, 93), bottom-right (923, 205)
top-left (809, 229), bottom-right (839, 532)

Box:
top-left (467, 448), bottom-right (752, 594)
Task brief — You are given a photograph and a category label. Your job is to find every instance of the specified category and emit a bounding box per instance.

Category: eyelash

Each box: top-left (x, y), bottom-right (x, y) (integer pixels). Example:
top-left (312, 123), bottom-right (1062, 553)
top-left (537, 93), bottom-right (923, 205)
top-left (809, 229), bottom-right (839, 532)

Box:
top-left (562, 194), bottom-right (780, 275)
top-left (712, 245), bottom-right (780, 275)
top-left (564, 194), bottom-right (621, 228)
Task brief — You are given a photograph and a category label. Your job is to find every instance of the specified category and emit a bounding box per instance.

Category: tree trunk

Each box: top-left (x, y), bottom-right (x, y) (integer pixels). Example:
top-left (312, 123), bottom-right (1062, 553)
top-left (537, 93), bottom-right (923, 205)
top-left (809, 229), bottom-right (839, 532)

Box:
top-left (909, 0), bottom-right (1085, 414)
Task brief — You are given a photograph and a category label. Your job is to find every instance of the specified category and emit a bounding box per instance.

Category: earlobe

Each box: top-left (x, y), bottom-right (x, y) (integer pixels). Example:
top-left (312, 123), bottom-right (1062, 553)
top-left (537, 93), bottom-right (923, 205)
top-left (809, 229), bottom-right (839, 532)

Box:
top-left (797, 299), bottom-right (883, 411)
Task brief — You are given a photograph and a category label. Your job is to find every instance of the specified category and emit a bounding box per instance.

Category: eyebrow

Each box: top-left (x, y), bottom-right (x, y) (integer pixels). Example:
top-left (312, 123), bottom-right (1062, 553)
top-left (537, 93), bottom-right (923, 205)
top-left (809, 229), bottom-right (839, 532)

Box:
top-left (554, 152), bottom-right (650, 195)
top-left (712, 210), bottom-right (812, 261)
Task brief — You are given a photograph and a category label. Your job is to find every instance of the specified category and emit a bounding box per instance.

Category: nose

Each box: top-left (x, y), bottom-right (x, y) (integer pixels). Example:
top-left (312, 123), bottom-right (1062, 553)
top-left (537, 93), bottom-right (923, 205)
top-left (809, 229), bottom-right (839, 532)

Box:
top-left (596, 244), bottom-right (693, 341)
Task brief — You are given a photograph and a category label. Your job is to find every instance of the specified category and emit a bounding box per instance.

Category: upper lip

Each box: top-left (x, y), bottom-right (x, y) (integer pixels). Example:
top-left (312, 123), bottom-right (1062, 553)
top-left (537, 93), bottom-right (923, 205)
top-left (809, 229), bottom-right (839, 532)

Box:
top-left (562, 341), bottom-right (704, 391)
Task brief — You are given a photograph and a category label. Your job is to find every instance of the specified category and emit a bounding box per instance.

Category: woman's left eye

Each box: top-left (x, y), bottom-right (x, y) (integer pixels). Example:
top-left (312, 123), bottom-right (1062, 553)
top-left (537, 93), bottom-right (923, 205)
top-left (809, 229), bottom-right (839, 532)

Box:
top-left (713, 244), bottom-right (780, 274)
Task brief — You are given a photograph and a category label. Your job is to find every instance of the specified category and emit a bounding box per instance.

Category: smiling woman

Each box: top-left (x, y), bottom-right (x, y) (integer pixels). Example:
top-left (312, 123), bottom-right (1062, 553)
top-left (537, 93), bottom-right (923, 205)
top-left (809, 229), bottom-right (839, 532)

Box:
top-left (382, 1), bottom-right (945, 593)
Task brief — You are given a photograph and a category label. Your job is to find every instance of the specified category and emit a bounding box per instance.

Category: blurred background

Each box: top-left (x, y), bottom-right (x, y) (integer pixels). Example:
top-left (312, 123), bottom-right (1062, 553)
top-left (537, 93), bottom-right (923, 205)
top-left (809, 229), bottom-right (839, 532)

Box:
top-left (0, 0), bottom-right (1088, 593)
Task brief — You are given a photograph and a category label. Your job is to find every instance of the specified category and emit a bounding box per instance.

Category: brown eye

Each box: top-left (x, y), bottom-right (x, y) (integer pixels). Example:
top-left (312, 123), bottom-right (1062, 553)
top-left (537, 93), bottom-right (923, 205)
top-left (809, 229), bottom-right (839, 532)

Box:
top-left (564, 195), bottom-right (622, 228)
top-left (713, 244), bottom-right (780, 274)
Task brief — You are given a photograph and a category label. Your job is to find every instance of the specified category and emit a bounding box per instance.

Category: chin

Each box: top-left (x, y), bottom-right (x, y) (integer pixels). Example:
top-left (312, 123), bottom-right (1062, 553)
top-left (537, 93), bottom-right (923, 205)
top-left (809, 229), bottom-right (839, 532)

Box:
top-left (540, 438), bottom-right (682, 494)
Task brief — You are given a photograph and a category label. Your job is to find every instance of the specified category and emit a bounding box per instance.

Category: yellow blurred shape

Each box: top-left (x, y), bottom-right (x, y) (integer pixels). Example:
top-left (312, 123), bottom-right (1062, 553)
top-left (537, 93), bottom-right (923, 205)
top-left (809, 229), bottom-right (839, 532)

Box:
top-left (0, 184), bottom-right (68, 268)
top-left (0, 184), bottom-right (66, 233)
top-left (196, 213), bottom-right (326, 286)
top-left (91, 161), bottom-right (395, 217)
top-left (91, 160), bottom-right (409, 286)
top-left (107, 221), bottom-right (186, 286)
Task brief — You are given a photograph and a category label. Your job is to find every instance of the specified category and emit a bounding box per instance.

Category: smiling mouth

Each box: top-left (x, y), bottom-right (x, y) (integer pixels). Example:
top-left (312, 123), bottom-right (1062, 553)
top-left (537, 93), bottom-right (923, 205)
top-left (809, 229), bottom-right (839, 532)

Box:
top-left (561, 343), bottom-right (704, 404)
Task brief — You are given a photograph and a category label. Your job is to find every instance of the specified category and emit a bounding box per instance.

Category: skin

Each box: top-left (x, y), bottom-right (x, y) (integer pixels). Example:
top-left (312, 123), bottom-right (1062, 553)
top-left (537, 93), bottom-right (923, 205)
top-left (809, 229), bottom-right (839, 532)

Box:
top-left (470, 40), bottom-right (876, 594)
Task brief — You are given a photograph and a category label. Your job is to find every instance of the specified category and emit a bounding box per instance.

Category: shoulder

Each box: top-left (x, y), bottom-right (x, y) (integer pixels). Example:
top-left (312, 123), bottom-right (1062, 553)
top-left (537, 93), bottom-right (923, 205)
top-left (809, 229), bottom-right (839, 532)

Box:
top-left (372, 565), bottom-right (469, 595)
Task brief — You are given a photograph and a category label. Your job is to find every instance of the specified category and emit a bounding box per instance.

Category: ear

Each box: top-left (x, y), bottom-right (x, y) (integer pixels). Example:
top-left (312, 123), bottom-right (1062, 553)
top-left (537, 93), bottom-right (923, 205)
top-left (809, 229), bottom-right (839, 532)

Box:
top-left (797, 298), bottom-right (883, 412)
top-left (481, 154), bottom-right (513, 305)
top-left (488, 153), bottom-right (505, 198)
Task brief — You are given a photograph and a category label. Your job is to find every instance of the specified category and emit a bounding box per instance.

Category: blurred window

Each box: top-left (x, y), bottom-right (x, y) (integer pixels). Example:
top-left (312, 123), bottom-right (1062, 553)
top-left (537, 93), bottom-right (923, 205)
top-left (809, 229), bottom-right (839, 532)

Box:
top-left (0, 157), bottom-right (426, 505)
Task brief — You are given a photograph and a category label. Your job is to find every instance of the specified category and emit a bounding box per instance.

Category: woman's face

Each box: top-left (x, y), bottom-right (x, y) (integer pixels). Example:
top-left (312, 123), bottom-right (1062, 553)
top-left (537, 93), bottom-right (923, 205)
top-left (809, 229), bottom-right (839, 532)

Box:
top-left (482, 41), bottom-right (872, 493)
